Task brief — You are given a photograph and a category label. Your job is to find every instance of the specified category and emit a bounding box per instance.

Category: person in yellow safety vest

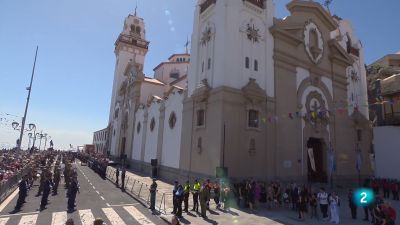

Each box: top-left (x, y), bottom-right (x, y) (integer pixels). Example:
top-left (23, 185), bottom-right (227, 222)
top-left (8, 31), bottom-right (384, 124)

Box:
top-left (183, 180), bottom-right (190, 213)
top-left (191, 179), bottom-right (201, 212)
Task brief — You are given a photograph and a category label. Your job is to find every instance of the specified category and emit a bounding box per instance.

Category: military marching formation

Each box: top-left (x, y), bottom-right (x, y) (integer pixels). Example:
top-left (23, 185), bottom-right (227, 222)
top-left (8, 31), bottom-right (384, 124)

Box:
top-left (14, 151), bottom-right (80, 212)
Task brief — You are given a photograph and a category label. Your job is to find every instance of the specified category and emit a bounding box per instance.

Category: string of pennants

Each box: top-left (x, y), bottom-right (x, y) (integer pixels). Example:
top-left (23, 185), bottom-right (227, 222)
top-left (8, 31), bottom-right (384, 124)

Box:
top-left (260, 97), bottom-right (400, 124)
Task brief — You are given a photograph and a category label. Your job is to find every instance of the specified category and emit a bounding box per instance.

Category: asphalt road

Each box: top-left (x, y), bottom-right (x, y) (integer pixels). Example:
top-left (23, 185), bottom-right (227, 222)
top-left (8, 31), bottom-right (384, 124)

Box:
top-left (0, 161), bottom-right (165, 225)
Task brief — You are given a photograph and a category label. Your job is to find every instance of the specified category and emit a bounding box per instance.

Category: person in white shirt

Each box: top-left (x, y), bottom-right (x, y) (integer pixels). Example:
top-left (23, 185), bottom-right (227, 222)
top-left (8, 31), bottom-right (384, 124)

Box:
top-left (317, 187), bottom-right (329, 220)
top-left (329, 192), bottom-right (340, 224)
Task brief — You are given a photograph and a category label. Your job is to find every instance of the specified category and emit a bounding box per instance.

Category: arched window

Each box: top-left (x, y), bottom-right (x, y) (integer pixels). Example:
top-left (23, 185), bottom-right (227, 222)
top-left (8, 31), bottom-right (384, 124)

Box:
top-left (114, 108), bottom-right (119, 119)
top-left (254, 59), bottom-right (258, 71)
top-left (136, 122), bottom-right (141, 134)
top-left (135, 26), bottom-right (141, 34)
top-left (201, 61), bottom-right (204, 72)
top-left (245, 57), bottom-right (250, 69)
top-left (150, 118), bottom-right (156, 132)
top-left (169, 112), bottom-right (177, 129)
top-left (207, 58), bottom-right (211, 70)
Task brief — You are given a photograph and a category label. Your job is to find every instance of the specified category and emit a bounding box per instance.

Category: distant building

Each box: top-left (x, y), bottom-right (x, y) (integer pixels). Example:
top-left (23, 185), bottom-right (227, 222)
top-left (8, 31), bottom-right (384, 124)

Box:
top-left (103, 0), bottom-right (372, 184)
top-left (367, 52), bottom-right (400, 126)
top-left (93, 127), bottom-right (109, 155)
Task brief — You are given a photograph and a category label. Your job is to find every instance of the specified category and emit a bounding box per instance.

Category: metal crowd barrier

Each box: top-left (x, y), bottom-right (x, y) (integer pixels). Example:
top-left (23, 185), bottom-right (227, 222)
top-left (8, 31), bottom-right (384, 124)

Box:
top-left (105, 167), bottom-right (171, 215)
top-left (0, 166), bottom-right (31, 203)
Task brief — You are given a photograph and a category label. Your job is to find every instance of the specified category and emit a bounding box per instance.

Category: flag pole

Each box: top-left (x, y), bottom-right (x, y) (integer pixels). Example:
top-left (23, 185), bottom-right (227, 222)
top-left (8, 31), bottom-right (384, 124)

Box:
top-left (18, 46), bottom-right (39, 151)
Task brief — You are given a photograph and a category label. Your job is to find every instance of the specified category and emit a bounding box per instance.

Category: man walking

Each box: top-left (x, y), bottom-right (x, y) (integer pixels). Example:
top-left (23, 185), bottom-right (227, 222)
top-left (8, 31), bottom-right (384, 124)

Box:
top-left (40, 173), bottom-right (52, 210)
top-left (115, 167), bottom-right (120, 187)
top-left (199, 182), bottom-right (210, 218)
top-left (67, 175), bottom-right (79, 212)
top-left (191, 179), bottom-right (200, 213)
top-left (149, 179), bottom-right (157, 211)
top-left (317, 187), bottom-right (329, 220)
top-left (15, 175), bottom-right (28, 211)
top-left (121, 167), bottom-right (126, 190)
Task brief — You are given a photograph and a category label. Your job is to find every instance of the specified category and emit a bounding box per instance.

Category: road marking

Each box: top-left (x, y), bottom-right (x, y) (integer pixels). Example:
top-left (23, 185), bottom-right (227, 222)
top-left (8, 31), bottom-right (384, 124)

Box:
top-left (108, 203), bottom-right (139, 207)
top-left (123, 206), bottom-right (155, 225)
top-left (96, 191), bottom-right (99, 194)
top-left (0, 218), bottom-right (9, 225)
top-left (102, 208), bottom-right (126, 225)
top-left (78, 209), bottom-right (95, 225)
top-left (51, 211), bottom-right (67, 225)
top-left (100, 196), bottom-right (105, 200)
top-left (0, 211), bottom-right (39, 218)
top-left (0, 187), bottom-right (19, 212)
top-left (18, 214), bottom-right (38, 225)
top-left (106, 203), bottom-right (110, 207)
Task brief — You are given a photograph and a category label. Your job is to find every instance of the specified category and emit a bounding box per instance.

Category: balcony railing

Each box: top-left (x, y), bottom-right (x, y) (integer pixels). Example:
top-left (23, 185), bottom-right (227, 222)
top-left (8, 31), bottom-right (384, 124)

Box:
top-left (244, 0), bottom-right (265, 9)
top-left (384, 112), bottom-right (400, 126)
top-left (200, 0), bottom-right (216, 14)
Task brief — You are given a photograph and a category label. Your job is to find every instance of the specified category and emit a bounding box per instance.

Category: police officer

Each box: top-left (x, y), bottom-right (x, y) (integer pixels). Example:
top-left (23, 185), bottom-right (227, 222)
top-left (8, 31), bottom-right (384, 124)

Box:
top-left (175, 185), bottom-right (184, 218)
top-left (15, 175), bottom-right (28, 211)
top-left (115, 167), bottom-right (120, 187)
top-left (67, 175), bottom-right (79, 212)
top-left (183, 180), bottom-right (190, 213)
top-left (36, 170), bottom-right (45, 196)
top-left (149, 179), bottom-right (157, 211)
top-left (191, 179), bottom-right (200, 212)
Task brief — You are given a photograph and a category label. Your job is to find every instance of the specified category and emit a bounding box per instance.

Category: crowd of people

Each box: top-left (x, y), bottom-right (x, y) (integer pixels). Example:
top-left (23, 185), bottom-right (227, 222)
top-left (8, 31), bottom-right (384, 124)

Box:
top-left (0, 149), bottom-right (39, 182)
top-left (13, 151), bottom-right (80, 212)
top-left (164, 178), bottom-right (398, 225)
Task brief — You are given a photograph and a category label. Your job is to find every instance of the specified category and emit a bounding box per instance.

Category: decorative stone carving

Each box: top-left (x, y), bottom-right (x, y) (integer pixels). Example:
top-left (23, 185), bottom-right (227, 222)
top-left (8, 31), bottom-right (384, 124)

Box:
top-left (200, 27), bottom-right (212, 46)
top-left (304, 20), bottom-right (324, 64)
top-left (242, 78), bottom-right (266, 104)
top-left (193, 79), bottom-right (211, 103)
top-left (246, 24), bottom-right (261, 43)
top-left (303, 91), bottom-right (330, 131)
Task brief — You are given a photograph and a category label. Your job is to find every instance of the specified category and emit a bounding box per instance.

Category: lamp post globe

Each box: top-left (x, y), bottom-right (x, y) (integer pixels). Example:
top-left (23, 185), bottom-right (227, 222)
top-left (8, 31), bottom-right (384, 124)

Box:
top-left (12, 122), bottom-right (19, 130)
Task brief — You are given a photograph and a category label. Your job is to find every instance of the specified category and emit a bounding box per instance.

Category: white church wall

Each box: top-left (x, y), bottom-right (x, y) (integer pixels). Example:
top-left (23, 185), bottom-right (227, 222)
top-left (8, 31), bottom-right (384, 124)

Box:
top-left (139, 83), bottom-right (165, 104)
top-left (132, 108), bottom-right (145, 160)
top-left (144, 102), bottom-right (161, 163)
top-left (161, 91), bottom-right (184, 169)
top-left (154, 62), bottom-right (189, 84)
top-left (374, 126), bottom-right (400, 180)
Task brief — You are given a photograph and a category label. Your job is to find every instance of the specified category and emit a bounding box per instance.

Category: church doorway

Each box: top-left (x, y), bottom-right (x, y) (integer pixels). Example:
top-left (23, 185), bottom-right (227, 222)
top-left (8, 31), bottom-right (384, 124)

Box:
top-left (307, 138), bottom-right (327, 183)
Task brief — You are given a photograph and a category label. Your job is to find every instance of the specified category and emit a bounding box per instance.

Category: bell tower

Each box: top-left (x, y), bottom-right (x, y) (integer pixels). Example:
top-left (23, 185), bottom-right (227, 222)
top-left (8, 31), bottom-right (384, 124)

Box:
top-left (188, 0), bottom-right (275, 97)
top-left (108, 10), bottom-right (149, 157)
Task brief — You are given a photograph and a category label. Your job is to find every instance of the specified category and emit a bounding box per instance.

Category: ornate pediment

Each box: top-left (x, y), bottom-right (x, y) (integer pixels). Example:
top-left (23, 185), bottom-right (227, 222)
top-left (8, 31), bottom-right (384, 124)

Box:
top-left (241, 78), bottom-right (266, 104)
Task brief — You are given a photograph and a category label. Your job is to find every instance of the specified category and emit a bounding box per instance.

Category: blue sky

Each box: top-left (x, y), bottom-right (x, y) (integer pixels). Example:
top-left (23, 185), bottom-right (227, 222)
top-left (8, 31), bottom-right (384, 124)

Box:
top-left (0, 0), bottom-right (399, 150)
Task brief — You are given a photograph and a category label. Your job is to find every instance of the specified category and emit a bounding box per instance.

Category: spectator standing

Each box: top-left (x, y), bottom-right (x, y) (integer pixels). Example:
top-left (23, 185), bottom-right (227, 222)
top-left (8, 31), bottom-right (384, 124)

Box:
top-left (348, 189), bottom-right (357, 219)
top-left (317, 187), bottom-right (329, 220)
top-left (149, 179), bottom-right (157, 211)
top-left (329, 191), bottom-right (340, 224)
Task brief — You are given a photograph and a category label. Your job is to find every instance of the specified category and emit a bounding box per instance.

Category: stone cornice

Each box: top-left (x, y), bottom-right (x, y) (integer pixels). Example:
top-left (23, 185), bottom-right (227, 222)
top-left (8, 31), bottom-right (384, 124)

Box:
top-left (270, 26), bottom-right (303, 47)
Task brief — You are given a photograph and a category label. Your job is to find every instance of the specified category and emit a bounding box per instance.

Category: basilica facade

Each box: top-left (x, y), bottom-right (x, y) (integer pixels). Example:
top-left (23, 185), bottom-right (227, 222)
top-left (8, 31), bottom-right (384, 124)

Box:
top-left (103, 0), bottom-right (372, 184)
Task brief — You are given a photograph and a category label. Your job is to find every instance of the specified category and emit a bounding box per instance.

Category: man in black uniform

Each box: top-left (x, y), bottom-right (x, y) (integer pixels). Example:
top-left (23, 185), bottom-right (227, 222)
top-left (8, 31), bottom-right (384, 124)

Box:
top-left (53, 167), bottom-right (61, 195)
top-left (115, 167), bottom-right (120, 187)
top-left (121, 168), bottom-right (126, 190)
top-left (14, 175), bottom-right (28, 211)
top-left (40, 173), bottom-right (52, 210)
top-left (67, 175), bottom-right (79, 212)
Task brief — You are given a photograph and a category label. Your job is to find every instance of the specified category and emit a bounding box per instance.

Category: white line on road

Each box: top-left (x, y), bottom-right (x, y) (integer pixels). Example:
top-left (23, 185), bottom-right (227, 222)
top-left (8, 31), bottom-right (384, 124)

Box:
top-left (51, 211), bottom-right (67, 225)
top-left (108, 203), bottom-right (139, 207)
top-left (78, 209), bottom-right (95, 225)
top-left (102, 208), bottom-right (126, 225)
top-left (100, 196), bottom-right (105, 200)
top-left (0, 212), bottom-right (39, 218)
top-left (96, 191), bottom-right (100, 194)
top-left (123, 206), bottom-right (155, 225)
top-left (106, 203), bottom-right (110, 207)
top-left (0, 218), bottom-right (9, 225)
top-left (18, 214), bottom-right (38, 225)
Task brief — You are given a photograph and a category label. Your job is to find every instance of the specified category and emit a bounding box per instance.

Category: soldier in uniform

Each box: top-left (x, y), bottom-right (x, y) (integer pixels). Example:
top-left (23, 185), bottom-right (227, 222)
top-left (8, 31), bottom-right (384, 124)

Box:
top-left (53, 167), bottom-right (61, 195)
top-left (67, 175), bottom-right (79, 212)
top-left (40, 173), bottom-right (52, 210)
top-left (14, 175), bottom-right (28, 211)
top-left (36, 170), bottom-right (45, 196)
top-left (199, 182), bottom-right (210, 218)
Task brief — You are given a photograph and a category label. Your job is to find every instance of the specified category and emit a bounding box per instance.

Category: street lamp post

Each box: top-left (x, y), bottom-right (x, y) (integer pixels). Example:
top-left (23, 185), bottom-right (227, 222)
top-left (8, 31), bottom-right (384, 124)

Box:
top-left (29, 123), bottom-right (37, 150)
top-left (17, 46), bottom-right (39, 151)
top-left (44, 134), bottom-right (50, 150)
top-left (36, 132), bottom-right (43, 150)
top-left (27, 133), bottom-right (33, 149)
